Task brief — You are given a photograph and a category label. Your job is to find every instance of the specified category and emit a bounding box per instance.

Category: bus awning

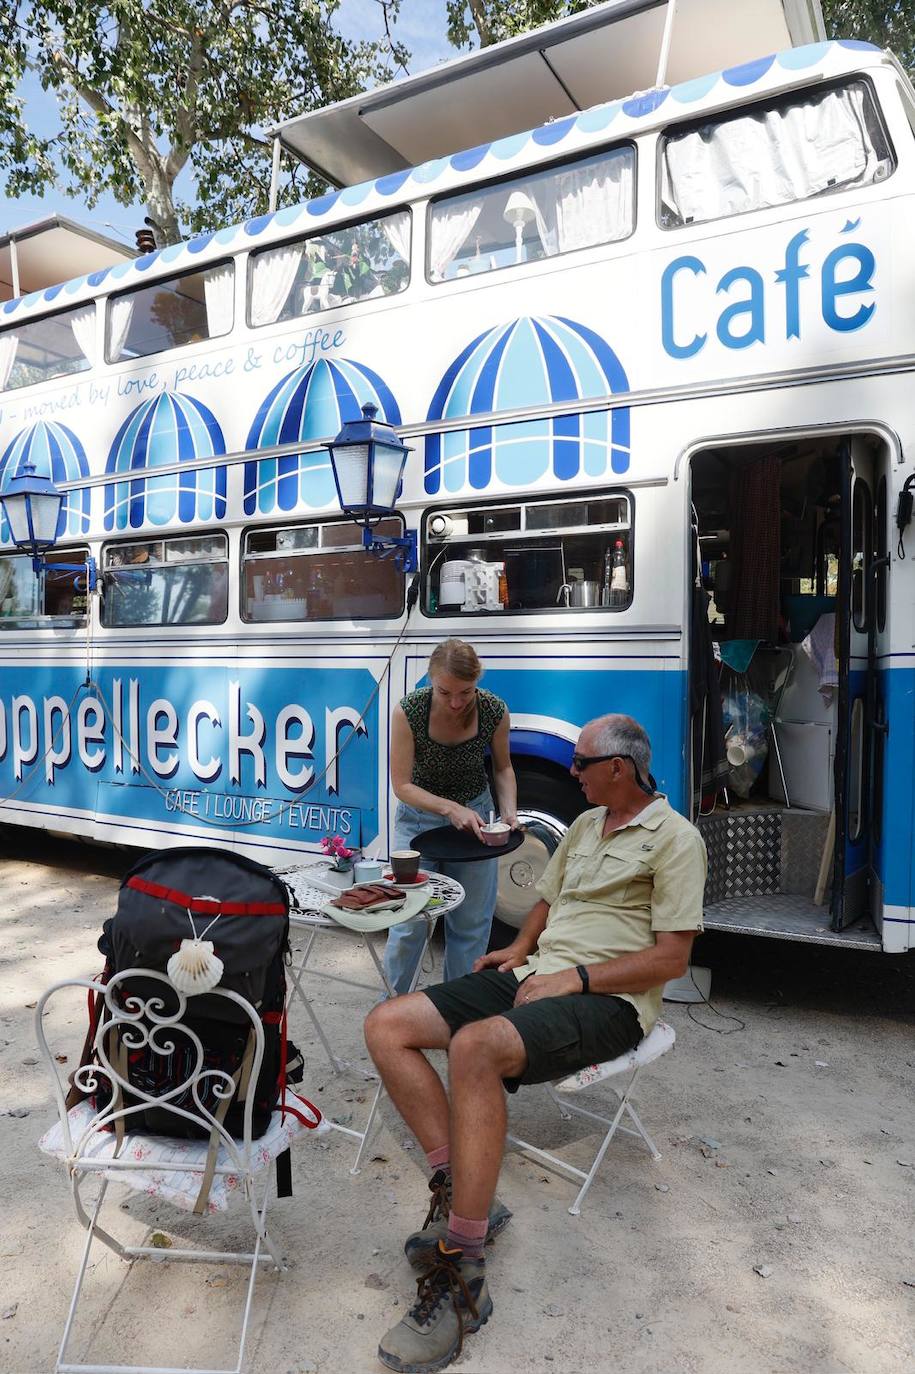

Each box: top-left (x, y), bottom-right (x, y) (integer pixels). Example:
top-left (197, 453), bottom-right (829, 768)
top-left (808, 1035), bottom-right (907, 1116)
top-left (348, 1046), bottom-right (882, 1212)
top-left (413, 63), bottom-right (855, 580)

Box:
top-left (272, 0), bottom-right (826, 188)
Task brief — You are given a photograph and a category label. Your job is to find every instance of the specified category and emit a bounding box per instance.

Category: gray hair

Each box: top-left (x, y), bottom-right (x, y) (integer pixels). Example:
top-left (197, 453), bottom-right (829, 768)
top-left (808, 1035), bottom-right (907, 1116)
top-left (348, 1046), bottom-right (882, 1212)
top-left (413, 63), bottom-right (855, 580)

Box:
top-left (588, 714), bottom-right (652, 781)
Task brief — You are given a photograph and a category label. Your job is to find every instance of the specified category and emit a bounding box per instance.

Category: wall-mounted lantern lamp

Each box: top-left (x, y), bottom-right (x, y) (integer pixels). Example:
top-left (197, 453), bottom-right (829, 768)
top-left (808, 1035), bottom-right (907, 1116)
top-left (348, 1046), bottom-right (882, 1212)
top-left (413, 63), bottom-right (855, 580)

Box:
top-left (0, 462), bottom-right (97, 590)
top-left (327, 403), bottom-right (417, 572)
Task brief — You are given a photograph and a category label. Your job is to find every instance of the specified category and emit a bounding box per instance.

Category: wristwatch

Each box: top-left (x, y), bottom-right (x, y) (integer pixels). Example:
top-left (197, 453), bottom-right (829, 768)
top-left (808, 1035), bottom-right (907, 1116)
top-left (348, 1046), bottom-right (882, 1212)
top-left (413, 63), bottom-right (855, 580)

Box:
top-left (576, 964), bottom-right (590, 994)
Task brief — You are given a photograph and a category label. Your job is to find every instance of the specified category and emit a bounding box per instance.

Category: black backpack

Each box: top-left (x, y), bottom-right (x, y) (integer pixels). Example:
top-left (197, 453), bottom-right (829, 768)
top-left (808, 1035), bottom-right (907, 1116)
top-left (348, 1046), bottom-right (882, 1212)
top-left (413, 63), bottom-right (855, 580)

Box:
top-left (86, 846), bottom-right (304, 1153)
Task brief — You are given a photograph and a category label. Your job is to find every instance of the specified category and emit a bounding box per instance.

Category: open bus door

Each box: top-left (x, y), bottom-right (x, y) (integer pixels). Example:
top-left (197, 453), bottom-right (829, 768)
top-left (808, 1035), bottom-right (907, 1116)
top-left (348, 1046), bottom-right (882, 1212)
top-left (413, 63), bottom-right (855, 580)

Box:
top-left (831, 437), bottom-right (889, 932)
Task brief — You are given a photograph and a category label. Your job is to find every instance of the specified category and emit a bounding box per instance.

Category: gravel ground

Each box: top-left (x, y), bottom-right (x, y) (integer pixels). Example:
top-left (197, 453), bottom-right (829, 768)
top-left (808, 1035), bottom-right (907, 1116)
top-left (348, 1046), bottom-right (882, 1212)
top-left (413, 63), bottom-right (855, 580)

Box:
top-left (0, 829), bottom-right (913, 1374)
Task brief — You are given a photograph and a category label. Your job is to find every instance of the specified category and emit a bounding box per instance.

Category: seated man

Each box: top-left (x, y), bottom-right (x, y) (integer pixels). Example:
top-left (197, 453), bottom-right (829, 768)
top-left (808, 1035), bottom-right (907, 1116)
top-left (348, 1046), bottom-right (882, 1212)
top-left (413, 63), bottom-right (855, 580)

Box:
top-left (364, 713), bottom-right (706, 1374)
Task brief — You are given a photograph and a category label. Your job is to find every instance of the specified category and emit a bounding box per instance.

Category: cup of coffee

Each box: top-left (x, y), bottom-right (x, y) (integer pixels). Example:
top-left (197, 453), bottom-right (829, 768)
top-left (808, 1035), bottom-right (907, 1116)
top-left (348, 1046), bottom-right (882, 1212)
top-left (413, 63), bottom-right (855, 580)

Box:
top-left (390, 849), bottom-right (421, 883)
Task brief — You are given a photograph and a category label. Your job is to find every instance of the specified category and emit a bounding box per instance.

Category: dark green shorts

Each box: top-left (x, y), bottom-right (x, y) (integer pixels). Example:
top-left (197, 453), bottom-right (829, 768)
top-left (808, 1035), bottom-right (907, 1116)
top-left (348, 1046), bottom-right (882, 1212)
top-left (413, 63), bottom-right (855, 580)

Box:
top-left (423, 968), bottom-right (643, 1094)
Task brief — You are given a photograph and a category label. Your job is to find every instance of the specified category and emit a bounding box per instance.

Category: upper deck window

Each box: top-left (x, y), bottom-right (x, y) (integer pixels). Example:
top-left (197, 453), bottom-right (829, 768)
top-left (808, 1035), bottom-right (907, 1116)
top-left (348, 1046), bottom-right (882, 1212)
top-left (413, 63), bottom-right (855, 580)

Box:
top-left (659, 80), bottom-right (893, 229)
top-left (427, 145), bottom-right (635, 283)
top-left (0, 303), bottom-right (96, 393)
top-left (247, 210), bottom-right (411, 327)
top-left (242, 517), bottom-right (405, 622)
top-left (106, 262), bottom-right (234, 364)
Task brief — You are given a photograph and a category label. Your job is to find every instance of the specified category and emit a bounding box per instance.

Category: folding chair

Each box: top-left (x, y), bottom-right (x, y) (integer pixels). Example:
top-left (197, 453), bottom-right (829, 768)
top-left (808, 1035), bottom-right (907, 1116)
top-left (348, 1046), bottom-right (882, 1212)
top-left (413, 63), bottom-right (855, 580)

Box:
top-left (36, 968), bottom-right (326, 1374)
top-left (506, 1019), bottom-right (676, 1216)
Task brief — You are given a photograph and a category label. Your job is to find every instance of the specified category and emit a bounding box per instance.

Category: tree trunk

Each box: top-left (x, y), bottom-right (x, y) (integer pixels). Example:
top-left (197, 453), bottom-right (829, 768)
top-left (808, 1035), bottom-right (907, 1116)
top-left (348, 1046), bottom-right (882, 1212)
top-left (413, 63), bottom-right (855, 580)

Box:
top-left (141, 161), bottom-right (184, 246)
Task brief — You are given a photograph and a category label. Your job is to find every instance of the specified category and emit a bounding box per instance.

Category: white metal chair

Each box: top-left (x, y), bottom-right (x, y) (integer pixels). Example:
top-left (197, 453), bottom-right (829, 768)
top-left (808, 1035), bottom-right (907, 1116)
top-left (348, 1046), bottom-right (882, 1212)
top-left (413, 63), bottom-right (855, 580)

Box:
top-left (36, 968), bottom-right (324, 1374)
top-left (506, 1019), bottom-right (676, 1216)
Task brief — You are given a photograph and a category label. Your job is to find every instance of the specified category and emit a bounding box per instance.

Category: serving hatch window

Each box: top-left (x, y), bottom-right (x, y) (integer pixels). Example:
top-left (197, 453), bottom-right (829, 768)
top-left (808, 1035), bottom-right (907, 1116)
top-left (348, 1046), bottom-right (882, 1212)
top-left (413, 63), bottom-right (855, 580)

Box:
top-left (242, 517), bottom-right (405, 622)
top-left (424, 493), bottom-right (632, 615)
top-left (659, 80), bottom-right (893, 228)
top-left (0, 302), bottom-right (97, 392)
top-left (427, 144), bottom-right (635, 283)
top-left (248, 209), bottom-right (411, 327)
top-left (106, 262), bottom-right (234, 363)
top-left (102, 533), bottom-right (228, 627)
top-left (0, 547), bottom-right (91, 622)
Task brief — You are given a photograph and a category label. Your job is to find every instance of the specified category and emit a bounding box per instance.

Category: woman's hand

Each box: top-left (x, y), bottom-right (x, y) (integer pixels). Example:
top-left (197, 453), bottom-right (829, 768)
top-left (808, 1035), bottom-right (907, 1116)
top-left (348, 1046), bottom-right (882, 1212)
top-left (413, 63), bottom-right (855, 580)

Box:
top-left (446, 803), bottom-right (485, 837)
top-left (501, 811), bottom-right (520, 830)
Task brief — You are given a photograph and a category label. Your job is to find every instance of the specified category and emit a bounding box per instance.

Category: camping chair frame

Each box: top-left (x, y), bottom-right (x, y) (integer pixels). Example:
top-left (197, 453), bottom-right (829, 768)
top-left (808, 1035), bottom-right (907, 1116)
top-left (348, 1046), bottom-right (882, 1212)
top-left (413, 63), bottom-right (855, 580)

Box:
top-left (506, 1020), bottom-right (675, 1216)
top-left (37, 969), bottom-right (285, 1374)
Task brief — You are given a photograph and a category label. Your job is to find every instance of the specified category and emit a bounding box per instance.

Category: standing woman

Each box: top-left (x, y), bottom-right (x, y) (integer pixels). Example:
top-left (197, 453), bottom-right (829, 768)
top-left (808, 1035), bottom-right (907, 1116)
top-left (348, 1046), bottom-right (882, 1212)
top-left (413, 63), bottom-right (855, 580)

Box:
top-left (383, 639), bottom-right (517, 995)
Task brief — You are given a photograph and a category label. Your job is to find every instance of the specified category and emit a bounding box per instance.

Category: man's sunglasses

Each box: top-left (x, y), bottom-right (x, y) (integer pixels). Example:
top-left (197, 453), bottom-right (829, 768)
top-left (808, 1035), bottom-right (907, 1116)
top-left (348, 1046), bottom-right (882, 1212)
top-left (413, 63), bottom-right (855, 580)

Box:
top-left (570, 752), bottom-right (656, 795)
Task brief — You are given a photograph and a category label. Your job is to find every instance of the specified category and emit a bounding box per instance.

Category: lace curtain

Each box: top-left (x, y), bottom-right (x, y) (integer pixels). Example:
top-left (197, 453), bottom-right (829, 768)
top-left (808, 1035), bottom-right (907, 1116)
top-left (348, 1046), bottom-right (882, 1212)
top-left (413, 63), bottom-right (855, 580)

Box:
top-left (107, 297), bottom-right (135, 361)
top-left (0, 333), bottom-right (19, 389)
top-left (250, 243), bottom-right (305, 327)
top-left (69, 305), bottom-right (97, 366)
top-left (429, 201), bottom-right (481, 280)
top-left (203, 264), bottom-right (234, 337)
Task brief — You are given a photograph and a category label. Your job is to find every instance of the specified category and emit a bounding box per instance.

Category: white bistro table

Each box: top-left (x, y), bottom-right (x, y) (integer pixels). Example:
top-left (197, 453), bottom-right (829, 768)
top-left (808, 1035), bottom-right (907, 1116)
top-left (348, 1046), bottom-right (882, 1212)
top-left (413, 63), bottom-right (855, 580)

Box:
top-left (279, 863), bottom-right (466, 1173)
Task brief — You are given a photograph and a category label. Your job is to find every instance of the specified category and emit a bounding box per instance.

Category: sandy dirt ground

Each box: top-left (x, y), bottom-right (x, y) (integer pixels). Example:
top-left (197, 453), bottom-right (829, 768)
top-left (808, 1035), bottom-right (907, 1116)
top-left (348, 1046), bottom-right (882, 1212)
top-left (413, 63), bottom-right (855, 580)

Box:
top-left (0, 829), bottom-right (913, 1374)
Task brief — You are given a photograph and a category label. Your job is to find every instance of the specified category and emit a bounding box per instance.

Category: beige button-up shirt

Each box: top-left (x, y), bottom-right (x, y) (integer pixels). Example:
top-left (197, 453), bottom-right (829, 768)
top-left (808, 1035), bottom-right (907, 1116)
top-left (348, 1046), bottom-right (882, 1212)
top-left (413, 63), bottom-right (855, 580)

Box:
top-left (516, 798), bottom-right (707, 1033)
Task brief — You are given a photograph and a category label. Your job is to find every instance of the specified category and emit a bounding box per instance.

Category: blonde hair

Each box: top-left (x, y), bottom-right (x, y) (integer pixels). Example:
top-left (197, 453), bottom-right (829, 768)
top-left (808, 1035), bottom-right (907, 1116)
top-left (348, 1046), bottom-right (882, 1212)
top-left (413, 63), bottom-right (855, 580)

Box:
top-left (428, 638), bottom-right (483, 683)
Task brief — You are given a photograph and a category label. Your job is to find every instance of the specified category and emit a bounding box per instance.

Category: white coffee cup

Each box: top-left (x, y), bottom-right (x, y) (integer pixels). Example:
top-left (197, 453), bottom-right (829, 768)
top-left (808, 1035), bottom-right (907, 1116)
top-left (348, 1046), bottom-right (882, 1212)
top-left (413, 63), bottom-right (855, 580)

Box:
top-left (726, 740), bottom-right (748, 767)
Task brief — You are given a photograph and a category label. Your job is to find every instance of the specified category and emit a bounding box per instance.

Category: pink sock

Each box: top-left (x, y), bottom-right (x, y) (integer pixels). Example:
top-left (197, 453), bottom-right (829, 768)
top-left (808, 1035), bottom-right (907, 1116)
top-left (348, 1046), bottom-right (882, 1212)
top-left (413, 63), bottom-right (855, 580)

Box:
top-left (446, 1210), bottom-right (488, 1260)
top-left (426, 1144), bottom-right (450, 1172)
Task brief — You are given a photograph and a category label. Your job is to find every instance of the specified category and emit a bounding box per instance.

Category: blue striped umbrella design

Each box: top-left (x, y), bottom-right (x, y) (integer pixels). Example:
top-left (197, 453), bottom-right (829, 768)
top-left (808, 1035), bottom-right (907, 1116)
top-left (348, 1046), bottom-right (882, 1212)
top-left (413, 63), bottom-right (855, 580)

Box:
top-left (0, 421), bottom-right (91, 545)
top-left (104, 391), bottom-right (227, 530)
top-left (244, 357), bottom-right (401, 514)
top-left (424, 316), bottom-right (630, 495)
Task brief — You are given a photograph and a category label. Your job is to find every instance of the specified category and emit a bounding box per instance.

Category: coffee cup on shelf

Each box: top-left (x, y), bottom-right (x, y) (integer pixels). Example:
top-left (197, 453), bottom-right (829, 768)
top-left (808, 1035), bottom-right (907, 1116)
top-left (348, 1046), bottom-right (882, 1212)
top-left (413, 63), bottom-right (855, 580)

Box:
top-left (390, 849), bottom-right (421, 882)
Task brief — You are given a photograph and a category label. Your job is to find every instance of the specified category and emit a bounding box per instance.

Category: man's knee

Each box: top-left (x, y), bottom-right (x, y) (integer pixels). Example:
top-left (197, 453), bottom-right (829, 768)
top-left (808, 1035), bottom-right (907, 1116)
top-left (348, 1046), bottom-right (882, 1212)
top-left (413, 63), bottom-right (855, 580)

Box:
top-left (365, 991), bottom-right (447, 1054)
top-left (449, 1016), bottom-right (525, 1078)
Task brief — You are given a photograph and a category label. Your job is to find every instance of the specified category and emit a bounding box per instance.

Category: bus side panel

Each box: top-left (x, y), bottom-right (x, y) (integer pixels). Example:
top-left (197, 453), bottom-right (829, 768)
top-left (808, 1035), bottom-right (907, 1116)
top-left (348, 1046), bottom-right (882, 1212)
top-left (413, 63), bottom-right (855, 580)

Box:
top-left (0, 660), bottom-right (386, 862)
top-left (484, 661), bottom-right (688, 812)
top-left (878, 664), bottom-right (915, 953)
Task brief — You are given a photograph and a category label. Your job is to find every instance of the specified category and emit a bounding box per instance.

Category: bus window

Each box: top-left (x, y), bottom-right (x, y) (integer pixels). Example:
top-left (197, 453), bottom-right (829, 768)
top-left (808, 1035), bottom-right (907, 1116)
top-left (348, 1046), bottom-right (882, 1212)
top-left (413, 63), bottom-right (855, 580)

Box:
top-left (106, 262), bottom-right (234, 363)
top-left (102, 533), bottom-right (228, 627)
top-left (0, 303), bottom-right (96, 392)
top-left (242, 517), bottom-right (405, 621)
top-left (428, 144), bottom-right (635, 283)
top-left (424, 493), bottom-right (632, 614)
top-left (0, 547), bottom-right (90, 620)
top-left (659, 80), bottom-right (893, 229)
top-left (248, 210), bottom-right (411, 327)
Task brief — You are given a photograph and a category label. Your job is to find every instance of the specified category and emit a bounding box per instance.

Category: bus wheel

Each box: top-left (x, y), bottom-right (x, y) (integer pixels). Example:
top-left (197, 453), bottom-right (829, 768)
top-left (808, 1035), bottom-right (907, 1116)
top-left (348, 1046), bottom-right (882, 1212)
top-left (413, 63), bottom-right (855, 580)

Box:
top-left (492, 765), bottom-right (584, 936)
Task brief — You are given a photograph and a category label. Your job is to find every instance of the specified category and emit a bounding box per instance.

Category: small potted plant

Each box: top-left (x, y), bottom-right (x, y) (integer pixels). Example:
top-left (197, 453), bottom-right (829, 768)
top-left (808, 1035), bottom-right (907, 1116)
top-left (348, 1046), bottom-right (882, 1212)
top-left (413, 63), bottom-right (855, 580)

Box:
top-left (320, 834), bottom-right (357, 888)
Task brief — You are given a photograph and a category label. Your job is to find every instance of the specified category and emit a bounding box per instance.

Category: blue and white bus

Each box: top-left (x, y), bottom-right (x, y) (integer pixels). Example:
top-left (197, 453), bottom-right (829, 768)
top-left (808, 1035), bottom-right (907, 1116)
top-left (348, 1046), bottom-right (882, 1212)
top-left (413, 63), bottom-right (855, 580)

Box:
top-left (0, 1), bottom-right (912, 953)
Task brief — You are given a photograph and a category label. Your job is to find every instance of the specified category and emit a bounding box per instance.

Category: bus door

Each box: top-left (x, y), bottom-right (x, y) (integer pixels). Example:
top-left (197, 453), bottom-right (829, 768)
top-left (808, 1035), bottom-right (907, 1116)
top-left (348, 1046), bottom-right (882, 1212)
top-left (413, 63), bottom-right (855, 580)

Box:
top-left (831, 436), bottom-right (888, 932)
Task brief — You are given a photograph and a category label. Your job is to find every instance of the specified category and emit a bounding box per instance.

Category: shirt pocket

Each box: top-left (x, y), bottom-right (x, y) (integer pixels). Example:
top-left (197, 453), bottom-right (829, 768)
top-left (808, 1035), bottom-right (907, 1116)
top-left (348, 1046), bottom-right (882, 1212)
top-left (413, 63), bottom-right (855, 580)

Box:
top-left (594, 850), bottom-right (654, 907)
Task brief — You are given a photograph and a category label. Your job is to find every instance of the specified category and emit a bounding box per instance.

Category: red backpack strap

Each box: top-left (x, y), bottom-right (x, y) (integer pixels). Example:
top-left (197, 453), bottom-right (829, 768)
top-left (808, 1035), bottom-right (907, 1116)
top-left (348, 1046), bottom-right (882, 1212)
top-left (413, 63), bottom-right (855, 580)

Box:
top-left (126, 875), bottom-right (286, 916)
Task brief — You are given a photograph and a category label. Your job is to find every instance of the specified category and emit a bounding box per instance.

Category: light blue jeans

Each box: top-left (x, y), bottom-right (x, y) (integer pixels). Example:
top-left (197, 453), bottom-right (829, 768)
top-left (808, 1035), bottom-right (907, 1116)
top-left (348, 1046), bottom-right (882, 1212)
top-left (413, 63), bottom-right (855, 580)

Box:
top-left (382, 788), bottom-right (499, 996)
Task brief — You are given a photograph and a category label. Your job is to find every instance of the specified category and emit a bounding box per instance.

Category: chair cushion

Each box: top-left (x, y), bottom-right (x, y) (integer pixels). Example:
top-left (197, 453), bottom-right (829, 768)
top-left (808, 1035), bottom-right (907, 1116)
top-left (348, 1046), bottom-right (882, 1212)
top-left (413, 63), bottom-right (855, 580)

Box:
top-left (554, 1019), bottom-right (676, 1093)
top-left (38, 1089), bottom-right (328, 1214)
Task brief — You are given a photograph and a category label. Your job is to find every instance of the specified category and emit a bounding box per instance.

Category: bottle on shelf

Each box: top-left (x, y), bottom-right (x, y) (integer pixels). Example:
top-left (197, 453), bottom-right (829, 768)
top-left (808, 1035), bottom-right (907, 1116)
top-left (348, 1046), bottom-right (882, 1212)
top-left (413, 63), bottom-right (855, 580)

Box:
top-left (608, 539), bottom-right (629, 608)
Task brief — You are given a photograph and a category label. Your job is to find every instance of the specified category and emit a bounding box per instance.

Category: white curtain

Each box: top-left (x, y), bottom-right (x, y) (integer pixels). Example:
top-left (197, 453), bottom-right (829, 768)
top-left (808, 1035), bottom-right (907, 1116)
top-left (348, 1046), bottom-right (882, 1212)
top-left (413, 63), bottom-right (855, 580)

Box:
top-left (662, 85), bottom-right (882, 226)
top-left (107, 297), bottom-right (135, 361)
top-left (0, 332), bottom-right (19, 390)
top-left (548, 155), bottom-right (634, 252)
top-left (379, 210), bottom-right (411, 269)
top-left (429, 200), bottom-right (481, 280)
top-left (69, 305), bottom-right (97, 366)
top-left (203, 264), bottom-right (234, 337)
top-left (250, 242), bottom-right (304, 327)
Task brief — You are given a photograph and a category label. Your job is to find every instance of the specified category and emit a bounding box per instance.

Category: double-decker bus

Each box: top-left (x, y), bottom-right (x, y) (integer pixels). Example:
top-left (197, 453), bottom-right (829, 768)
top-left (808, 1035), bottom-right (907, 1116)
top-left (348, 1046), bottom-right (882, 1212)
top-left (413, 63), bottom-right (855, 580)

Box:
top-left (0, 0), bottom-right (912, 953)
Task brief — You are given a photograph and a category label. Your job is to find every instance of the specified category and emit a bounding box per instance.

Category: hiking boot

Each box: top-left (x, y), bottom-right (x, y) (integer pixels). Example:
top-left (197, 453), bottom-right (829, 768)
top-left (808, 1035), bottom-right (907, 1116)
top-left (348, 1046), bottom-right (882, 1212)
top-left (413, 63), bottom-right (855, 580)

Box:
top-left (403, 1170), bottom-right (512, 1269)
top-left (378, 1241), bottom-right (492, 1373)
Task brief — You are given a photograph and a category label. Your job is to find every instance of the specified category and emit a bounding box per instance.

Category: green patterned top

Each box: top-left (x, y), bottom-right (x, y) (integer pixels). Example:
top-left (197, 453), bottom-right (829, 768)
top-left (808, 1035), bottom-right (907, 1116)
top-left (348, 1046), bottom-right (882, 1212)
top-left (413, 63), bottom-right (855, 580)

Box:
top-left (400, 686), bottom-right (507, 806)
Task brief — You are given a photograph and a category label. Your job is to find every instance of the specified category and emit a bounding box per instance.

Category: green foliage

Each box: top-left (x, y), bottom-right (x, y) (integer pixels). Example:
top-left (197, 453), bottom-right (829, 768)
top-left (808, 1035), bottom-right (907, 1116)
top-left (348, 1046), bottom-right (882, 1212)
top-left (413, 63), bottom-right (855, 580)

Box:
top-left (0, 1), bottom-right (404, 244)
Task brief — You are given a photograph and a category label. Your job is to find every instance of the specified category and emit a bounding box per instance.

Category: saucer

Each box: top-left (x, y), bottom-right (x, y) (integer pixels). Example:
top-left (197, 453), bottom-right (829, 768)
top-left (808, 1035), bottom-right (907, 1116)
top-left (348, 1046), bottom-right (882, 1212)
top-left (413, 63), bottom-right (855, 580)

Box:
top-left (382, 870), bottom-right (431, 887)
